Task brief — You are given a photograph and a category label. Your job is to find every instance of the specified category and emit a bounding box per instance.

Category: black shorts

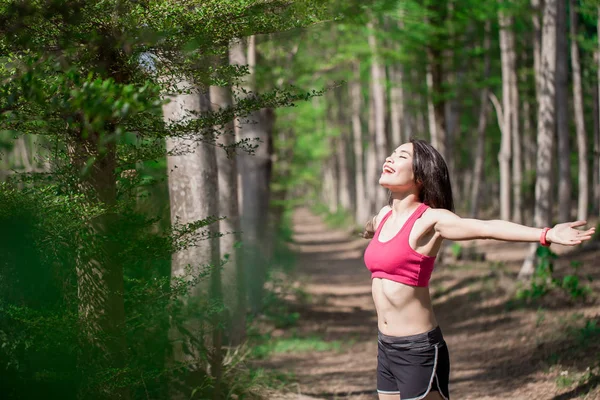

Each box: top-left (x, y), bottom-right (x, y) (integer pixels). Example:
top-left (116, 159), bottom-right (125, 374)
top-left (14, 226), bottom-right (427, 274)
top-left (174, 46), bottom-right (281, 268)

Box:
top-left (377, 326), bottom-right (450, 399)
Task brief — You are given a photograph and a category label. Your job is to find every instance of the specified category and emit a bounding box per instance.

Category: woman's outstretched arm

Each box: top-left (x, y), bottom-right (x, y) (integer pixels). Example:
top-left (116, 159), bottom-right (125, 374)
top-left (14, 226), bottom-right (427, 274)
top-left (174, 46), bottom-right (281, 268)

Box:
top-left (431, 209), bottom-right (596, 246)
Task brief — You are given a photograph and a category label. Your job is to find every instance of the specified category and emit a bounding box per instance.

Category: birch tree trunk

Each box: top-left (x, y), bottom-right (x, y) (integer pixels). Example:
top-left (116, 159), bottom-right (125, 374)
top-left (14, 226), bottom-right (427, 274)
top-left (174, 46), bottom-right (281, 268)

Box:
top-left (334, 88), bottom-right (352, 211)
top-left (470, 21), bottom-right (491, 218)
top-left (556, 0), bottom-right (572, 222)
top-left (368, 20), bottom-right (388, 208)
top-left (164, 84), bottom-right (223, 397)
top-left (412, 69), bottom-right (426, 137)
top-left (570, 0), bottom-right (588, 221)
top-left (521, 0), bottom-right (557, 279)
top-left (426, 50), bottom-right (447, 163)
top-left (210, 67), bottom-right (245, 346)
top-left (350, 64), bottom-right (369, 225)
top-left (390, 65), bottom-right (405, 147)
top-left (425, 9), bottom-right (448, 164)
top-left (532, 0), bottom-right (543, 98)
top-left (390, 18), bottom-right (407, 145)
top-left (229, 36), bottom-right (271, 313)
top-left (498, 2), bottom-right (513, 221)
top-left (366, 92), bottom-right (378, 215)
top-left (509, 27), bottom-right (522, 224)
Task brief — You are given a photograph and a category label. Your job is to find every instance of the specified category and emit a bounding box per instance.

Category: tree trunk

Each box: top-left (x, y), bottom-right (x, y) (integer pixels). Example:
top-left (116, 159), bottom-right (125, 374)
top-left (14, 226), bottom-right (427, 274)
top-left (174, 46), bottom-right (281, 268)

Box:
top-left (69, 131), bottom-right (128, 399)
top-left (470, 21), bottom-right (491, 218)
top-left (390, 16), bottom-right (406, 146)
top-left (334, 88), bottom-right (352, 211)
top-left (498, 3), bottom-right (513, 221)
top-left (390, 64), bottom-right (406, 146)
top-left (595, 38), bottom-right (600, 215)
top-left (367, 94), bottom-right (378, 215)
top-left (350, 63), bottom-right (369, 225)
top-left (532, 0), bottom-right (543, 98)
top-left (570, 0), bottom-right (588, 222)
top-left (209, 67), bottom-right (246, 346)
top-left (368, 20), bottom-right (388, 208)
top-left (521, 0), bottom-right (557, 279)
top-left (412, 69), bottom-right (426, 137)
top-left (164, 84), bottom-right (223, 398)
top-left (426, 48), bottom-right (447, 162)
top-left (229, 36), bottom-right (271, 313)
top-left (556, 0), bottom-right (571, 222)
top-left (509, 23), bottom-right (523, 224)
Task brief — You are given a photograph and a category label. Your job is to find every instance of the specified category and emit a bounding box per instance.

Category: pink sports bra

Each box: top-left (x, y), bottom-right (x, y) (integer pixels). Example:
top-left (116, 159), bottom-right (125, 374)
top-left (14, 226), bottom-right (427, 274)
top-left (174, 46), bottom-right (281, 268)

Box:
top-left (363, 203), bottom-right (436, 287)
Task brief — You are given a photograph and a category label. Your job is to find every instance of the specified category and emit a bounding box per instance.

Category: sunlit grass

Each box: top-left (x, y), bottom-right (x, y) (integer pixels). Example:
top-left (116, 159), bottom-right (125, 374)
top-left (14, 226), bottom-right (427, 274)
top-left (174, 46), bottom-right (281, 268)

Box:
top-left (251, 336), bottom-right (344, 359)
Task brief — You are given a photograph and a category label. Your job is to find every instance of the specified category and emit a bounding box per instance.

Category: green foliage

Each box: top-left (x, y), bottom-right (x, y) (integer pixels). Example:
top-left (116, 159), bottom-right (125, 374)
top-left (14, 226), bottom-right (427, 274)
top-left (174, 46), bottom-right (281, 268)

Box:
top-left (516, 247), bottom-right (593, 302)
top-left (0, 0), bottom-right (338, 397)
top-left (449, 242), bottom-right (463, 259)
top-left (251, 335), bottom-right (344, 359)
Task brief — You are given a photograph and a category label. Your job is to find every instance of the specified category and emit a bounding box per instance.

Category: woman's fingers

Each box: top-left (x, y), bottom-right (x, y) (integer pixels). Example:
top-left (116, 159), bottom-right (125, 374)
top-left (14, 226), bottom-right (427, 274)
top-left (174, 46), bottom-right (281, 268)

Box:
top-left (568, 220), bottom-right (587, 228)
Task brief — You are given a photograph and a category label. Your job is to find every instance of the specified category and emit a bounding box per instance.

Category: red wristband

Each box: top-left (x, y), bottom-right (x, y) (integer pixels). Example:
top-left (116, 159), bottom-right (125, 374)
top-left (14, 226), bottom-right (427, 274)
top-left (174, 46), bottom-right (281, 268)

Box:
top-left (540, 227), bottom-right (551, 247)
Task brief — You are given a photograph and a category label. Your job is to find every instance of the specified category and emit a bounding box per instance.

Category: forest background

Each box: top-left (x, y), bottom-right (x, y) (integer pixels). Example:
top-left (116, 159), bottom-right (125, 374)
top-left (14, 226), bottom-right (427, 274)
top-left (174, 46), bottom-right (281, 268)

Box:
top-left (1, 0), bottom-right (600, 399)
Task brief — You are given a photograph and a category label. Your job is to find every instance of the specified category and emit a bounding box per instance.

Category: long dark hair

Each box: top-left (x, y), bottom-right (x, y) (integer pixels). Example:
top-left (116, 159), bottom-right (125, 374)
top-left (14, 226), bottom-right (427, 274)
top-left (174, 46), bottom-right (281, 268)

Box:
top-left (363, 138), bottom-right (454, 238)
top-left (410, 138), bottom-right (454, 211)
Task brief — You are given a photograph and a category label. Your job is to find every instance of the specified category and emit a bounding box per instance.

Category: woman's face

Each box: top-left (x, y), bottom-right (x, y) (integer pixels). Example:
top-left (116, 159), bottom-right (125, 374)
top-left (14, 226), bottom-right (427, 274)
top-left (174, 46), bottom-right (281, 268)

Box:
top-left (378, 143), bottom-right (416, 191)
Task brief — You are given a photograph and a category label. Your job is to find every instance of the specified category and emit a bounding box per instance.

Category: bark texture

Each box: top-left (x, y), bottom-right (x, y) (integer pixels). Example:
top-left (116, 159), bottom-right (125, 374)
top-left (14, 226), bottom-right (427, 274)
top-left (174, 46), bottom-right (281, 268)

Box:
top-left (521, 0), bottom-right (557, 279)
top-left (350, 64), bottom-right (369, 225)
top-left (229, 36), bottom-right (272, 313)
top-left (570, 0), bottom-right (588, 222)
top-left (556, 0), bottom-right (571, 222)
top-left (210, 73), bottom-right (246, 346)
top-left (498, 2), bottom-right (513, 221)
top-left (470, 21), bottom-right (491, 218)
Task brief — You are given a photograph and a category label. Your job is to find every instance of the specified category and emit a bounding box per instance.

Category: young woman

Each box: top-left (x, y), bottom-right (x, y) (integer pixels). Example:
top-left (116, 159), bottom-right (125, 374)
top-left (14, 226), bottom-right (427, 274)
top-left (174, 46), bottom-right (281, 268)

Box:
top-left (363, 139), bottom-right (595, 400)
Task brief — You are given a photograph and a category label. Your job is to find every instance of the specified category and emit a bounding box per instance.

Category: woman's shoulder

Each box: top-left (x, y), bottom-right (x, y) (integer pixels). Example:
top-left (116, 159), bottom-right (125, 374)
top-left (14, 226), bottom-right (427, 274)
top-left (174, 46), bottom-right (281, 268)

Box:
top-left (421, 206), bottom-right (458, 225)
top-left (374, 205), bottom-right (392, 230)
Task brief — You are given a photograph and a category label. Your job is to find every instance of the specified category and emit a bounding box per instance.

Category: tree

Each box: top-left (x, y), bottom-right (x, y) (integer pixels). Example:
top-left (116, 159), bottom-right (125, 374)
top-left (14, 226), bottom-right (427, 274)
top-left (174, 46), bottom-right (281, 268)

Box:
top-left (0, 0), bottom-right (333, 396)
top-left (498, 0), bottom-right (513, 221)
top-left (350, 63), bottom-right (369, 225)
top-left (556, 0), bottom-right (572, 222)
top-left (570, 0), bottom-right (589, 222)
top-left (521, 0), bottom-right (558, 279)
top-left (470, 21), bottom-right (492, 218)
top-left (230, 36), bottom-right (273, 313)
top-left (368, 20), bottom-right (389, 208)
top-left (163, 85), bottom-right (223, 398)
top-left (210, 60), bottom-right (246, 346)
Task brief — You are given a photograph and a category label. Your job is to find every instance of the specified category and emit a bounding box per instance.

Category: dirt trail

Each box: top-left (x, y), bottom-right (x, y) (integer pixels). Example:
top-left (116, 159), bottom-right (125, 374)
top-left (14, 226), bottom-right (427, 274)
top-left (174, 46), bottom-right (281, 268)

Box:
top-left (265, 208), bottom-right (600, 400)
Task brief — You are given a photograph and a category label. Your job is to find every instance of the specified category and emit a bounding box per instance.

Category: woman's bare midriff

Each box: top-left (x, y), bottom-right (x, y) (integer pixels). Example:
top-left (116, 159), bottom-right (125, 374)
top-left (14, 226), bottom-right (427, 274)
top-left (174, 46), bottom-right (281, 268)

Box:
top-left (372, 277), bottom-right (438, 337)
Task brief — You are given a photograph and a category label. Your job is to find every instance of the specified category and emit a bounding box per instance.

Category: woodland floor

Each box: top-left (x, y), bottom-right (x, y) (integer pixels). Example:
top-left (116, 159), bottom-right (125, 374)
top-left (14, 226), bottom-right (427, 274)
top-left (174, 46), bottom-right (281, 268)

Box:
top-left (257, 208), bottom-right (600, 400)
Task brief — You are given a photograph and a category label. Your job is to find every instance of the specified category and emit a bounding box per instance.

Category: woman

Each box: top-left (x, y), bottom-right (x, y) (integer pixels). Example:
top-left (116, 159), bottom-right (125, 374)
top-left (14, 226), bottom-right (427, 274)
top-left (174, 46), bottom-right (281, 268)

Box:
top-left (363, 139), bottom-right (595, 400)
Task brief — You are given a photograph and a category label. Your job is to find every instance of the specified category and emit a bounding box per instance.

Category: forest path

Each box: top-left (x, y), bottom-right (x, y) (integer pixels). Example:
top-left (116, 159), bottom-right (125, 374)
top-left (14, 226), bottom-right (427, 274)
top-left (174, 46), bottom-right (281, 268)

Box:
top-left (266, 208), bottom-right (600, 400)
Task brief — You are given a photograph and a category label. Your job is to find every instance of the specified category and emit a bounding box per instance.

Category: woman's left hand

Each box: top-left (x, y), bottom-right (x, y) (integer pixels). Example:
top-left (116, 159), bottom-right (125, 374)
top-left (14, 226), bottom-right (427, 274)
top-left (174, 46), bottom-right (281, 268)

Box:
top-left (548, 221), bottom-right (596, 246)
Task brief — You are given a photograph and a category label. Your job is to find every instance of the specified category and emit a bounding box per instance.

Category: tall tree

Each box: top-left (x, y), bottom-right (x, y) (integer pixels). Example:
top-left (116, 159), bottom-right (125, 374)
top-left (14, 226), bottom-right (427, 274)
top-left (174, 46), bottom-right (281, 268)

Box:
top-left (556, 0), bottom-right (571, 222)
top-left (210, 59), bottom-right (246, 346)
top-left (334, 88), bottom-right (352, 211)
top-left (498, 0), bottom-right (513, 221)
top-left (350, 63), bottom-right (369, 224)
top-left (509, 23), bottom-right (522, 224)
top-left (470, 21), bottom-right (492, 218)
top-left (368, 19), bottom-right (388, 208)
top-left (230, 36), bottom-right (272, 313)
top-left (570, 0), bottom-right (588, 222)
top-left (596, 6), bottom-right (600, 214)
top-left (521, 0), bottom-right (558, 278)
top-left (163, 84), bottom-right (223, 397)
top-left (426, 43), bottom-right (447, 163)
